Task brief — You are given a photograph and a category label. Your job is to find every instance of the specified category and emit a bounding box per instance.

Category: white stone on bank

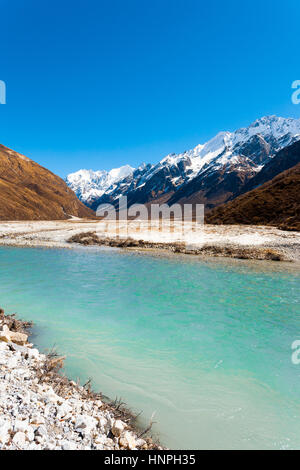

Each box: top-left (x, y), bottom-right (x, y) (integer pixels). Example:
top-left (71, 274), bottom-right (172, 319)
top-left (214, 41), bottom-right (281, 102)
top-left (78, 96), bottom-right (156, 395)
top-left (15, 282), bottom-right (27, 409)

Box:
top-left (0, 327), bottom-right (158, 450)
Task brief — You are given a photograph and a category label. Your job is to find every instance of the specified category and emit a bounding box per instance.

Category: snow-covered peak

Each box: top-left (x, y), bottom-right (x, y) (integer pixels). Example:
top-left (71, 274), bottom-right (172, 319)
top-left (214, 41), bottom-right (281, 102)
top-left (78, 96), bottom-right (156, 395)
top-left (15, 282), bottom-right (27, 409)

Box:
top-left (156, 116), bottom-right (300, 179)
top-left (233, 115), bottom-right (300, 145)
top-left (66, 165), bottom-right (134, 203)
top-left (108, 165), bottom-right (134, 181)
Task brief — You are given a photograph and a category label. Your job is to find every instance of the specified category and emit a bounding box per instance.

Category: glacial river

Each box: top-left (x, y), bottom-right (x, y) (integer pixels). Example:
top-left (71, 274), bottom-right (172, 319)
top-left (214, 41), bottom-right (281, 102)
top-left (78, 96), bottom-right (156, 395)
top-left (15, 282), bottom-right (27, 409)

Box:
top-left (0, 245), bottom-right (299, 449)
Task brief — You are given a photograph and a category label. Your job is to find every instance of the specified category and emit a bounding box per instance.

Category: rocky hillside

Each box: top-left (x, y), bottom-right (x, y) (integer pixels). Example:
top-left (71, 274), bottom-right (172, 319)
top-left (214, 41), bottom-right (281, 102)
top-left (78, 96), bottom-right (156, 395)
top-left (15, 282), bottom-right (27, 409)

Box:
top-left (206, 163), bottom-right (300, 231)
top-left (0, 145), bottom-right (94, 220)
top-left (235, 139), bottom-right (300, 197)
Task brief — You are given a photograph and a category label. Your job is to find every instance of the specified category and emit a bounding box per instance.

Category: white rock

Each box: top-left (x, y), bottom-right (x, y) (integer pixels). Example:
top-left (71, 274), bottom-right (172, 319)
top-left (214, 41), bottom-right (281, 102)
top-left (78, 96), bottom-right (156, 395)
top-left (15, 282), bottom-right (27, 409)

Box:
top-left (98, 416), bottom-right (110, 434)
top-left (111, 419), bottom-right (126, 437)
top-left (46, 389), bottom-right (61, 404)
top-left (56, 402), bottom-right (72, 419)
top-left (94, 434), bottom-right (107, 445)
top-left (0, 325), bottom-right (28, 345)
top-left (35, 425), bottom-right (48, 439)
top-left (30, 413), bottom-right (45, 426)
top-left (136, 438), bottom-right (146, 447)
top-left (0, 341), bottom-right (8, 351)
top-left (14, 418), bottom-right (29, 433)
top-left (12, 431), bottom-right (26, 448)
top-left (61, 440), bottom-right (77, 450)
top-left (0, 418), bottom-right (11, 444)
top-left (0, 324), bottom-right (10, 342)
top-left (94, 443), bottom-right (104, 450)
top-left (27, 442), bottom-right (42, 450)
top-left (26, 426), bottom-right (35, 442)
top-left (119, 431), bottom-right (137, 450)
top-left (27, 348), bottom-right (40, 360)
top-left (74, 414), bottom-right (97, 437)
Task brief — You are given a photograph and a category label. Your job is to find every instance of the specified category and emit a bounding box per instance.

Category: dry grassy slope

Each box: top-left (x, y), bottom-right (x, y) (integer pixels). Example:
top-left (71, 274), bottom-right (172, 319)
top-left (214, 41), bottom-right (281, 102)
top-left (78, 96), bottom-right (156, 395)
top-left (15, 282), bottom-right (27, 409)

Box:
top-left (0, 145), bottom-right (95, 220)
top-left (206, 163), bottom-right (300, 230)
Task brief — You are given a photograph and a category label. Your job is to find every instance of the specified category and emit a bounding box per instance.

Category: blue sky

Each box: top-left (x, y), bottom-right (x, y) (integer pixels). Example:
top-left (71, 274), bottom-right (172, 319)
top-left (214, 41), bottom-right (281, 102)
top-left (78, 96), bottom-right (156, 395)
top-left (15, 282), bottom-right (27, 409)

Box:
top-left (0, 0), bottom-right (299, 177)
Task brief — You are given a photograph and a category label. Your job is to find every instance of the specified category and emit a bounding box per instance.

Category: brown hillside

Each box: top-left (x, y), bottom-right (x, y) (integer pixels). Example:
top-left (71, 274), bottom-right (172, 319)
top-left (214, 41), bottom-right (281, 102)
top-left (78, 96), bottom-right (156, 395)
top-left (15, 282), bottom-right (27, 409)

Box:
top-left (0, 144), bottom-right (95, 220)
top-left (206, 163), bottom-right (300, 231)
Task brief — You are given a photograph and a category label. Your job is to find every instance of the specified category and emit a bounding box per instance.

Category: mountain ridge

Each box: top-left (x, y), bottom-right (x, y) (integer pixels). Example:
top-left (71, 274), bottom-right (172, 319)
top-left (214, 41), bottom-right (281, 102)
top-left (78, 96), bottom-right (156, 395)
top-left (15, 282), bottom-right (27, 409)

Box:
top-left (0, 144), bottom-right (95, 220)
top-left (66, 115), bottom-right (300, 212)
top-left (206, 161), bottom-right (300, 230)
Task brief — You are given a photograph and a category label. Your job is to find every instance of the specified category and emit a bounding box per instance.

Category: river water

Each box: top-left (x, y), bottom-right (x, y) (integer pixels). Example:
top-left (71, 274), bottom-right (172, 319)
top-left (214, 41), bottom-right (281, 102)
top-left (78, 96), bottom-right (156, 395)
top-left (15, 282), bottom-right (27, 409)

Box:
top-left (0, 246), bottom-right (299, 449)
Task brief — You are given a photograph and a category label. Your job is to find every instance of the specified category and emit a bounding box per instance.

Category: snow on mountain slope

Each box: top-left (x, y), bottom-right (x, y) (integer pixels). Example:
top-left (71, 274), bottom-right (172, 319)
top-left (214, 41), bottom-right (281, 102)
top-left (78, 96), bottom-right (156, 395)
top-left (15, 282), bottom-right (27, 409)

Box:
top-left (65, 165), bottom-right (134, 204)
top-left (66, 116), bottom-right (300, 210)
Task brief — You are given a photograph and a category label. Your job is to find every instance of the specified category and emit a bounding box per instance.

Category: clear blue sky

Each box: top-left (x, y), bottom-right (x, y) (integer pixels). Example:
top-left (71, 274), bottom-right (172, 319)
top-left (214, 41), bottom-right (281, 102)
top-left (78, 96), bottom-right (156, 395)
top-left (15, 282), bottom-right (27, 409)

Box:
top-left (0, 0), bottom-right (299, 177)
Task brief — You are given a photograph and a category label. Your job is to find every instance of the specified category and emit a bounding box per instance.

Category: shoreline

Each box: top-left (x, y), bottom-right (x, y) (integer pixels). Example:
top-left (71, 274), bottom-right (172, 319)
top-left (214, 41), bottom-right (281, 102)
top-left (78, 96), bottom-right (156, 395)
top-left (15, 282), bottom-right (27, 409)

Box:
top-left (0, 220), bottom-right (299, 263)
top-left (0, 309), bottom-right (161, 450)
top-left (67, 232), bottom-right (295, 262)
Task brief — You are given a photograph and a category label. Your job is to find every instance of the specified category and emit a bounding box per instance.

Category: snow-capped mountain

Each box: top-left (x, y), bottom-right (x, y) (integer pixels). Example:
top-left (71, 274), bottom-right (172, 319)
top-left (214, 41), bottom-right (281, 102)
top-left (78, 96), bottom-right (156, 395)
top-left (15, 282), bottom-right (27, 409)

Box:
top-left (65, 165), bottom-right (134, 204)
top-left (66, 116), bottom-right (300, 211)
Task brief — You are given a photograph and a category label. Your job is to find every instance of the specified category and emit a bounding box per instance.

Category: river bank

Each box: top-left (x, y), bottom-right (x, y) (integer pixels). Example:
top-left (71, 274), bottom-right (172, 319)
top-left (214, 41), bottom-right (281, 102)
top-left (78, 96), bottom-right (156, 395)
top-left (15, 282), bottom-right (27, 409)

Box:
top-left (0, 309), bottom-right (160, 450)
top-left (0, 219), bottom-right (299, 262)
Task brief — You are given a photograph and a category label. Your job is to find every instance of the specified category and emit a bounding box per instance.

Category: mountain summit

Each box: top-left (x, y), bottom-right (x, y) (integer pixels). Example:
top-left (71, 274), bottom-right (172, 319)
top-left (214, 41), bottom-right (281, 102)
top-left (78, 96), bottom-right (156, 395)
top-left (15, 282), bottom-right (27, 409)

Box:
top-left (65, 165), bottom-right (134, 205)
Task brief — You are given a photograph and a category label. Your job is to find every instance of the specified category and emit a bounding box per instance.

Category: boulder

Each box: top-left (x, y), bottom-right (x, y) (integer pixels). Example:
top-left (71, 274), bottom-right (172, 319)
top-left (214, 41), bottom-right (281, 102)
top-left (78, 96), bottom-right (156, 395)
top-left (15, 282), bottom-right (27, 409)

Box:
top-left (0, 325), bottom-right (28, 345)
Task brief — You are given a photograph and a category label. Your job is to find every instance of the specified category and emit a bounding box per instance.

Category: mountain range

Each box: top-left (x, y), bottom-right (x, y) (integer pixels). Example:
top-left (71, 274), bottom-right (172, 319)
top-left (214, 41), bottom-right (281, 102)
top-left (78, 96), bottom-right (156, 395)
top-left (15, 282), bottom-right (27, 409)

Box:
top-left (0, 114), bottom-right (299, 227)
top-left (66, 116), bottom-right (300, 213)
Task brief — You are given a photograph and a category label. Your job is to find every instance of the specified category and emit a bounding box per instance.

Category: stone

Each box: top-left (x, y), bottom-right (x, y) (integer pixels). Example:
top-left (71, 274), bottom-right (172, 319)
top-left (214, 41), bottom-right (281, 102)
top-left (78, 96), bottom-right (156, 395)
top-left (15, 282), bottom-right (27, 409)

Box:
top-left (45, 389), bottom-right (61, 404)
top-left (7, 342), bottom-right (27, 354)
top-left (61, 440), bottom-right (77, 450)
top-left (119, 431), bottom-right (137, 450)
top-left (56, 402), bottom-right (73, 419)
top-left (0, 325), bottom-right (11, 343)
top-left (12, 431), bottom-right (26, 447)
top-left (74, 415), bottom-right (97, 437)
top-left (98, 416), bottom-right (110, 434)
top-left (10, 331), bottom-right (28, 345)
top-left (0, 418), bottom-right (11, 445)
top-left (26, 426), bottom-right (35, 442)
top-left (0, 341), bottom-right (8, 351)
top-left (14, 418), bottom-right (29, 433)
top-left (0, 325), bottom-right (28, 345)
top-left (35, 425), bottom-right (48, 439)
top-left (111, 419), bottom-right (126, 437)
top-left (27, 348), bottom-right (40, 360)
top-left (27, 442), bottom-right (42, 450)
top-left (94, 434), bottom-right (107, 445)
top-left (30, 413), bottom-right (45, 426)
top-left (136, 438), bottom-right (146, 447)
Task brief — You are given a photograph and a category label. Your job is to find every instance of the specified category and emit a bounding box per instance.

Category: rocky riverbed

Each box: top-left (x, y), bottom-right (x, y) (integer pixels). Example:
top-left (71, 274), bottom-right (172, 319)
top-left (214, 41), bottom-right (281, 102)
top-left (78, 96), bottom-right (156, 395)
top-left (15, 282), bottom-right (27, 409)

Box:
top-left (0, 310), bottom-right (160, 450)
top-left (0, 220), bottom-right (299, 262)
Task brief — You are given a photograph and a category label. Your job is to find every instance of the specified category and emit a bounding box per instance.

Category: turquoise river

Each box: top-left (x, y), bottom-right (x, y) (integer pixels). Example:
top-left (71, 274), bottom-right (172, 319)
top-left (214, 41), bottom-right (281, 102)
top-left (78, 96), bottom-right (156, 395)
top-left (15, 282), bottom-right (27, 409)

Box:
top-left (0, 245), bottom-right (299, 449)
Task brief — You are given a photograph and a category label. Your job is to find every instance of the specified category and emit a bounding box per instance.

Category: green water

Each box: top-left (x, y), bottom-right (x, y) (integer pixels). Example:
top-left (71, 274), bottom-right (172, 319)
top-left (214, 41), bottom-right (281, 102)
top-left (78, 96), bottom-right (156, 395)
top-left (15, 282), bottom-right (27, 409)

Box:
top-left (0, 246), bottom-right (300, 449)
